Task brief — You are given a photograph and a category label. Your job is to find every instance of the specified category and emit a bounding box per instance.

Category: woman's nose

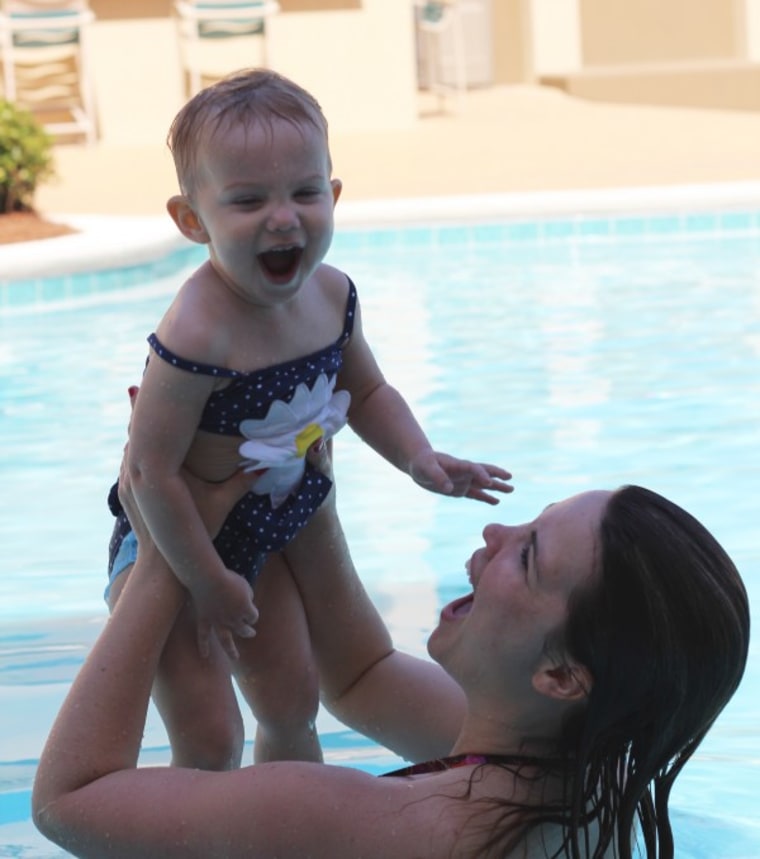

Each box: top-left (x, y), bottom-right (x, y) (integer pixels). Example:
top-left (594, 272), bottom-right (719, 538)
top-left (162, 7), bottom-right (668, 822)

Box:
top-left (482, 522), bottom-right (512, 550)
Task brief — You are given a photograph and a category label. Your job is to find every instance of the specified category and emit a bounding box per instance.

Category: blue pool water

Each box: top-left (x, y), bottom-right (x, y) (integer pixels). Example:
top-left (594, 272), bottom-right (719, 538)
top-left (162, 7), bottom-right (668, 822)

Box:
top-left (1, 207), bottom-right (759, 857)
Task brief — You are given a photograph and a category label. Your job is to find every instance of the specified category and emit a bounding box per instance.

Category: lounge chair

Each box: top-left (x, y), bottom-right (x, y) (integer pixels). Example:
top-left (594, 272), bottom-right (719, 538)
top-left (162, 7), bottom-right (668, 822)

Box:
top-left (0, 0), bottom-right (97, 143)
top-left (414, 0), bottom-right (466, 111)
top-left (173, 0), bottom-right (280, 97)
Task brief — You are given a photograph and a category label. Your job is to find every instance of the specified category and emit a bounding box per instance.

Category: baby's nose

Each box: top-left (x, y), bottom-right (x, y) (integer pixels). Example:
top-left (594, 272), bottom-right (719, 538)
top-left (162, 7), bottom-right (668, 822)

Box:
top-left (267, 204), bottom-right (298, 231)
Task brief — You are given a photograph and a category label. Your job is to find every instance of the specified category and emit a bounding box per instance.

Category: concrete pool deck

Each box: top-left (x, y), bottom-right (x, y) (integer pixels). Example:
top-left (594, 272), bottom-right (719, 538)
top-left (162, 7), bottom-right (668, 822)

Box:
top-left (35, 85), bottom-right (760, 216)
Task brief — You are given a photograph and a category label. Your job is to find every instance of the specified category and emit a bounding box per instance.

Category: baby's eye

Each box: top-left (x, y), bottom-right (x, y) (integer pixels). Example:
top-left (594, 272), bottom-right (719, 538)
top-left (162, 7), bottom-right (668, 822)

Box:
top-left (234, 197), bottom-right (264, 208)
top-left (295, 188), bottom-right (322, 200)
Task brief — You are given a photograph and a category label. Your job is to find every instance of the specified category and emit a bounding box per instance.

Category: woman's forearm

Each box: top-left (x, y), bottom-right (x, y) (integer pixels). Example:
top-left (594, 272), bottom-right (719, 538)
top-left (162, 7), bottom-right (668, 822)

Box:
top-left (32, 548), bottom-right (184, 827)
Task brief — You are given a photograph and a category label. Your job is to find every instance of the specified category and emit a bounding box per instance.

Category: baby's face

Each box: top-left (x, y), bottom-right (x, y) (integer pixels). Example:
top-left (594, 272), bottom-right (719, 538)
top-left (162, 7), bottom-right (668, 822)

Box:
top-left (190, 117), bottom-right (340, 306)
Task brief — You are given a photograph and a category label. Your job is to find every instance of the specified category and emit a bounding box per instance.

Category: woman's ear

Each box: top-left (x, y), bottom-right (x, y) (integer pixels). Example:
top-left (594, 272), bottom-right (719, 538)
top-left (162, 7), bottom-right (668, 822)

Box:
top-left (532, 660), bottom-right (592, 703)
top-left (167, 195), bottom-right (210, 244)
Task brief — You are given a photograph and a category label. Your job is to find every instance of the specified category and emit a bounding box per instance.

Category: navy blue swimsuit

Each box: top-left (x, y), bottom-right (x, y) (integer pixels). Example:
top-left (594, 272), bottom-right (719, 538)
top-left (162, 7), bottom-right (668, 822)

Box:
top-left (108, 279), bottom-right (357, 583)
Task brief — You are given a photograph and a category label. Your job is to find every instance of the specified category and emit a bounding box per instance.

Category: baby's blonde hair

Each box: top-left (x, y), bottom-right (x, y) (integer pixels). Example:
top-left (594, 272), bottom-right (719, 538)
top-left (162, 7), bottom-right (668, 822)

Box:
top-left (167, 68), bottom-right (331, 196)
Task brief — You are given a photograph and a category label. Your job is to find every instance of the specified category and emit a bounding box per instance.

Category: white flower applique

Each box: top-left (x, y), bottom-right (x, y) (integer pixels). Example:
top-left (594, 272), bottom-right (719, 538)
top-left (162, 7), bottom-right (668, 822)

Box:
top-left (238, 373), bottom-right (351, 508)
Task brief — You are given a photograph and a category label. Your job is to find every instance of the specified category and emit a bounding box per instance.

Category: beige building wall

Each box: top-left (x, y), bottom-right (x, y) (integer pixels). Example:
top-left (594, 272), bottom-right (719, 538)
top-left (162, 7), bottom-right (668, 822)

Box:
top-left (746, 0), bottom-right (760, 58)
top-left (490, 0), bottom-right (531, 83)
top-left (90, 18), bottom-right (182, 146)
top-left (529, 0), bottom-right (582, 75)
top-left (86, 0), bottom-right (418, 146)
top-left (267, 0), bottom-right (418, 134)
top-left (524, 0), bottom-right (760, 112)
top-left (490, 0), bottom-right (745, 81)
top-left (579, 0), bottom-right (740, 65)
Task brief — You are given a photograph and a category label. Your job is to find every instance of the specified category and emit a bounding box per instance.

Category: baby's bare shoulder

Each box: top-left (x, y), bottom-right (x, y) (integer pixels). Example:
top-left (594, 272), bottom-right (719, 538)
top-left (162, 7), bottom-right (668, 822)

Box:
top-left (313, 262), bottom-right (353, 303)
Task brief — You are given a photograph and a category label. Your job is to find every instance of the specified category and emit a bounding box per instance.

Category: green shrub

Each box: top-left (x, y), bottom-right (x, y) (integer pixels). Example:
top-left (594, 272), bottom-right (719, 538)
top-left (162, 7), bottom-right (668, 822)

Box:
top-left (0, 99), bottom-right (55, 214)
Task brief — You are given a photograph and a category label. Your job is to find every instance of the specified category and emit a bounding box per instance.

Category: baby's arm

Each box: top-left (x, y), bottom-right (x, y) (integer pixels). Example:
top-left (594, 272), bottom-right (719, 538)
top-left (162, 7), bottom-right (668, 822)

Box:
top-left (339, 298), bottom-right (512, 504)
top-left (127, 357), bottom-right (257, 657)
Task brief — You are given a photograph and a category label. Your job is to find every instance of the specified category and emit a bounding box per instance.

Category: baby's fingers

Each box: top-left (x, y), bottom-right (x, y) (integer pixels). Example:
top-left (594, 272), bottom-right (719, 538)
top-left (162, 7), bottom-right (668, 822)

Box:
top-left (465, 475), bottom-right (514, 505)
top-left (234, 605), bottom-right (259, 641)
top-left (466, 487), bottom-right (505, 505)
top-left (216, 627), bottom-right (240, 661)
top-left (481, 477), bottom-right (514, 495)
top-left (196, 619), bottom-right (213, 660)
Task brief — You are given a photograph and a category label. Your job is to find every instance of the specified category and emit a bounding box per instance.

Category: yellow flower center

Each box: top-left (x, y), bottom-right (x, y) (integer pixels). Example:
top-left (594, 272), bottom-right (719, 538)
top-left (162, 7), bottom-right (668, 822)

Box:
top-left (295, 423), bottom-right (324, 458)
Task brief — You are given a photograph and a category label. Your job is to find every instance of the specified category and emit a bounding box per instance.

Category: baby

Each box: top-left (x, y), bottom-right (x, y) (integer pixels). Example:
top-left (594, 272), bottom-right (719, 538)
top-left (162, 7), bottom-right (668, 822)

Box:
top-left (106, 68), bottom-right (512, 768)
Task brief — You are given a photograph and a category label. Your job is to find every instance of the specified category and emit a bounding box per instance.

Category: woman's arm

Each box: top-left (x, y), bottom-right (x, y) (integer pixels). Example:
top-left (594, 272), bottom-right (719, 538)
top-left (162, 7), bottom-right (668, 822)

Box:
top-left (31, 534), bottom-right (185, 843)
top-left (30, 533), bottom-right (412, 859)
top-left (31, 463), bottom-right (462, 859)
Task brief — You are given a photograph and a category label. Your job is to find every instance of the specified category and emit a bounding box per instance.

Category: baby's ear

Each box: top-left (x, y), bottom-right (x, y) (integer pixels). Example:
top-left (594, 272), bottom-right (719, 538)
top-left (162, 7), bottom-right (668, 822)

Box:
top-left (532, 660), bottom-right (592, 703)
top-left (331, 178), bottom-right (342, 206)
top-left (167, 195), bottom-right (209, 244)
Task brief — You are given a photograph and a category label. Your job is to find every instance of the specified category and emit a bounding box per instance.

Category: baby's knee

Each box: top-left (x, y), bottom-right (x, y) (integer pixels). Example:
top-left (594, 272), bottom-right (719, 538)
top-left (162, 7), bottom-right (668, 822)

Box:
top-left (241, 664), bottom-right (320, 731)
top-left (171, 705), bottom-right (245, 770)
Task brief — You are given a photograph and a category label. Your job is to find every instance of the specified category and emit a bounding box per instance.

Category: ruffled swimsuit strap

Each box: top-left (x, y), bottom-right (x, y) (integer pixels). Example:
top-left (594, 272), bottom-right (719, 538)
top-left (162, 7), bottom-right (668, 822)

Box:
top-left (338, 277), bottom-right (358, 347)
top-left (146, 333), bottom-right (240, 378)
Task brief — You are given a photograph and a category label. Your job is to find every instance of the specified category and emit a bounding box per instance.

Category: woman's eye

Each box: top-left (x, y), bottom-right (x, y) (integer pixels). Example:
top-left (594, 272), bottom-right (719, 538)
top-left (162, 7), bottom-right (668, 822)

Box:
top-left (520, 543), bottom-right (530, 570)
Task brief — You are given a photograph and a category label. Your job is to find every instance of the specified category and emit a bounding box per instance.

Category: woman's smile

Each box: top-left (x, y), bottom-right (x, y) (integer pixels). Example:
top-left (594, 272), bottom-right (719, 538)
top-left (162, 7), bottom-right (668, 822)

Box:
top-left (441, 594), bottom-right (474, 621)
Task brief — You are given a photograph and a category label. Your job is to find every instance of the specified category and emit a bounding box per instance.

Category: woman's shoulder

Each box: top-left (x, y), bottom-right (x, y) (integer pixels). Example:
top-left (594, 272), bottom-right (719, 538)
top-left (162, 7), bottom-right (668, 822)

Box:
top-left (224, 759), bottom-right (529, 857)
top-left (171, 760), bottom-right (472, 858)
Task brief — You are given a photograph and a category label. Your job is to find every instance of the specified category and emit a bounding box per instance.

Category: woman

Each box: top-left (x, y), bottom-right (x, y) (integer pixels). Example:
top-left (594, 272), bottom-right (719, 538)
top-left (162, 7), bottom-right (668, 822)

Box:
top-left (32, 449), bottom-right (749, 858)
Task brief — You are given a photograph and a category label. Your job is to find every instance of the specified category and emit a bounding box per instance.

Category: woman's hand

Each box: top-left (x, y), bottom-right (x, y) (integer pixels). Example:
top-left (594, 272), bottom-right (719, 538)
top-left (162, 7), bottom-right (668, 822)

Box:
top-left (119, 385), bottom-right (257, 540)
top-left (305, 437), bottom-right (334, 483)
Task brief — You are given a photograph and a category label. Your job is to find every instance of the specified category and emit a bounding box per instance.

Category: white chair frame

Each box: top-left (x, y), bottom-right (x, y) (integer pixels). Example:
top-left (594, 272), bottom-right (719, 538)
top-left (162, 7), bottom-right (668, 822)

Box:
top-left (173, 0), bottom-right (280, 97)
top-left (0, 0), bottom-right (97, 143)
top-left (414, 0), bottom-right (466, 111)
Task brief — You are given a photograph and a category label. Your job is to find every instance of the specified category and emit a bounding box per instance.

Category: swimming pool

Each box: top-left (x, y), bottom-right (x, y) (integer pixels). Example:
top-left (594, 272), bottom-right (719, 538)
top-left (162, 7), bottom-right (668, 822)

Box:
top-left (1, 202), bottom-right (759, 856)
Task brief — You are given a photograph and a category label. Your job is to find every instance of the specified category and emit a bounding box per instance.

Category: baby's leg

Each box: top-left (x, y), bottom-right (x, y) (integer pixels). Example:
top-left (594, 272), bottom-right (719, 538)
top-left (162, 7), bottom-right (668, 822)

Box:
top-left (233, 553), bottom-right (322, 764)
top-left (108, 567), bottom-right (244, 770)
top-left (286, 497), bottom-right (465, 762)
top-left (284, 502), bottom-right (393, 704)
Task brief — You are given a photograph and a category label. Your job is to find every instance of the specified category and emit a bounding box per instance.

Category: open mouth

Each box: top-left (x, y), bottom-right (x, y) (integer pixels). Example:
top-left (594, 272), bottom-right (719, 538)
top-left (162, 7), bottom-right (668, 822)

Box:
top-left (258, 246), bottom-right (303, 281)
top-left (445, 594), bottom-right (474, 619)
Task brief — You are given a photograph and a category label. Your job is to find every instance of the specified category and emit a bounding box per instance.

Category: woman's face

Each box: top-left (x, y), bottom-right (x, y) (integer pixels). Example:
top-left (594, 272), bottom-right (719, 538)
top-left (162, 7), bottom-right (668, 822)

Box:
top-left (428, 490), bottom-right (611, 698)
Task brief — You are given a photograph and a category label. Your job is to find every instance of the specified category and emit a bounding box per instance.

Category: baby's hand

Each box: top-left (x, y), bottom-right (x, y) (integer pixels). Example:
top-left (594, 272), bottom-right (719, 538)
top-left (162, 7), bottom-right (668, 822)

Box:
top-left (410, 451), bottom-right (513, 505)
top-left (191, 571), bottom-right (259, 660)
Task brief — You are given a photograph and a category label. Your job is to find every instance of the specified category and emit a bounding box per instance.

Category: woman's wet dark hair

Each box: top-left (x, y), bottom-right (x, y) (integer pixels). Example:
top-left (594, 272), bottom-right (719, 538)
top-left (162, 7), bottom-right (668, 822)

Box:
top-left (557, 485), bottom-right (750, 859)
top-left (473, 485), bottom-right (749, 859)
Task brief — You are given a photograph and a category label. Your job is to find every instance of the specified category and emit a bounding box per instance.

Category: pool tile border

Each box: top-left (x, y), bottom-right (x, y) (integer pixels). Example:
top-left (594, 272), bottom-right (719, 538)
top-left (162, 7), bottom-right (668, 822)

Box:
top-left (1, 244), bottom-right (200, 311)
top-left (3, 195), bottom-right (760, 311)
top-left (332, 206), bottom-right (760, 253)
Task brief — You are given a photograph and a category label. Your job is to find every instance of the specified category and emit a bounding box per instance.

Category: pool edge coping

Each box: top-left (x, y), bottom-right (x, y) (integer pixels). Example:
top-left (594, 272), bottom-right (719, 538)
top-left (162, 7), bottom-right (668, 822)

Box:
top-left (3, 181), bottom-right (760, 281)
top-left (334, 181), bottom-right (760, 225)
